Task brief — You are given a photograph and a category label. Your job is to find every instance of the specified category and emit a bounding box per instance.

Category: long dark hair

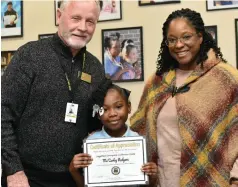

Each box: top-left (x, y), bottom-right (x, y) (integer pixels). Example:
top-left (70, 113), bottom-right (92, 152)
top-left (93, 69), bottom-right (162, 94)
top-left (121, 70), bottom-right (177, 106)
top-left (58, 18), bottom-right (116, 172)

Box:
top-left (104, 32), bottom-right (120, 50)
top-left (156, 8), bottom-right (226, 75)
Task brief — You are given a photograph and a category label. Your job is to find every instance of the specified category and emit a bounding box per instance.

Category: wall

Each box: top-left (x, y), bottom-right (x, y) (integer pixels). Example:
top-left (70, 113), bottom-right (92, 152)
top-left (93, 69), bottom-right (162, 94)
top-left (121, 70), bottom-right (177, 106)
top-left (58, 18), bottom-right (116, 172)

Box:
top-left (1, 0), bottom-right (238, 122)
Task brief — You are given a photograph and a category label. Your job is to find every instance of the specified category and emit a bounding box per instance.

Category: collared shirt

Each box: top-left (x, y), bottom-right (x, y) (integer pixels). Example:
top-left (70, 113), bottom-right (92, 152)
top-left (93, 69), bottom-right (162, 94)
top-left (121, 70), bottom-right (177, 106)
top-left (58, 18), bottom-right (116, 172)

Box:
top-left (87, 125), bottom-right (139, 139)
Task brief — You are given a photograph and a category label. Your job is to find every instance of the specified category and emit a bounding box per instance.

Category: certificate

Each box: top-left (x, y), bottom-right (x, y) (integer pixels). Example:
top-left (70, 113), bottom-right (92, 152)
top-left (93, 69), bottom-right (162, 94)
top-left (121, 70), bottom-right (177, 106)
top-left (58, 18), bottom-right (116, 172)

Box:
top-left (84, 136), bottom-right (148, 186)
top-left (3, 15), bottom-right (16, 25)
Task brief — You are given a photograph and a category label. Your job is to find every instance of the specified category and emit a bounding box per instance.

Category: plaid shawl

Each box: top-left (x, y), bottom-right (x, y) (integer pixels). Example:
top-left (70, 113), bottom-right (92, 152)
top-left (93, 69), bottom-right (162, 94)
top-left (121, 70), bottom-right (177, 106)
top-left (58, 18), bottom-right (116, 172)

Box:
top-left (130, 51), bottom-right (238, 187)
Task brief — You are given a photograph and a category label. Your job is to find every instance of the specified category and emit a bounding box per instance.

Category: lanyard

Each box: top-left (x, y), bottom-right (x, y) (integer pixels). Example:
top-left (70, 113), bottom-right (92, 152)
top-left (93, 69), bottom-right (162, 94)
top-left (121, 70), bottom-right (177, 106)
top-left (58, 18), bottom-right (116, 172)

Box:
top-left (63, 53), bottom-right (86, 102)
top-left (50, 39), bottom-right (87, 102)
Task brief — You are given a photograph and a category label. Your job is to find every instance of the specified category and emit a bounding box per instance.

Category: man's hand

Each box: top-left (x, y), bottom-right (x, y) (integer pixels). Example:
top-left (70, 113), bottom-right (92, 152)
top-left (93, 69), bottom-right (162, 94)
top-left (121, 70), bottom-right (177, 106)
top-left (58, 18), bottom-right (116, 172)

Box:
top-left (7, 171), bottom-right (30, 187)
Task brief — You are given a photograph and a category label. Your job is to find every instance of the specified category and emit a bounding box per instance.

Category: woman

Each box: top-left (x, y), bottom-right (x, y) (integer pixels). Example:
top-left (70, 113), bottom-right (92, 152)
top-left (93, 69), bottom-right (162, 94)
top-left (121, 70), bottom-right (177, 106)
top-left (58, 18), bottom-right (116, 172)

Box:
top-left (130, 8), bottom-right (238, 187)
top-left (104, 33), bottom-right (134, 81)
top-left (104, 32), bottom-right (125, 80)
top-left (120, 39), bottom-right (141, 80)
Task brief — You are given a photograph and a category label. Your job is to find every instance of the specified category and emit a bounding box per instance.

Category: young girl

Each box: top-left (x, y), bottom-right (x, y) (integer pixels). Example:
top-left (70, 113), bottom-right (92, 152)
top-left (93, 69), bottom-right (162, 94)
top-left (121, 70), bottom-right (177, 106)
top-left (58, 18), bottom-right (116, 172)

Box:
top-left (69, 78), bottom-right (158, 187)
top-left (120, 39), bottom-right (141, 80)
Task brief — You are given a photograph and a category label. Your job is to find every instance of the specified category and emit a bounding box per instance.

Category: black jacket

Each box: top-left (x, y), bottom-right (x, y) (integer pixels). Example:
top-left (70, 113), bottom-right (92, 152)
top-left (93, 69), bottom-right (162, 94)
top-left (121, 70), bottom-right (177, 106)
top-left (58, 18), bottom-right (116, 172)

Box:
top-left (1, 34), bottom-right (105, 177)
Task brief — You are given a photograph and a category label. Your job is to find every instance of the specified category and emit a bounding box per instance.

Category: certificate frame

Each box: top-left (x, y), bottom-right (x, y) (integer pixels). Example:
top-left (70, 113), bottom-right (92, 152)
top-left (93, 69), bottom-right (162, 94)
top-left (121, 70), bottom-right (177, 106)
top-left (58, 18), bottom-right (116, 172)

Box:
top-left (1, 0), bottom-right (23, 38)
top-left (98, 0), bottom-right (122, 22)
top-left (84, 136), bottom-right (148, 186)
top-left (206, 0), bottom-right (238, 11)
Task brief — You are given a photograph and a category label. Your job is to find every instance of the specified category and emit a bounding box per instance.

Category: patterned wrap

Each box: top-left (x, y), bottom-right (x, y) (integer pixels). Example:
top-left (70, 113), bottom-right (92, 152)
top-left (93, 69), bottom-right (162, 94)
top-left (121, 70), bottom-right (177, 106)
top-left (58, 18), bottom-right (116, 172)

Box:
top-left (130, 50), bottom-right (238, 187)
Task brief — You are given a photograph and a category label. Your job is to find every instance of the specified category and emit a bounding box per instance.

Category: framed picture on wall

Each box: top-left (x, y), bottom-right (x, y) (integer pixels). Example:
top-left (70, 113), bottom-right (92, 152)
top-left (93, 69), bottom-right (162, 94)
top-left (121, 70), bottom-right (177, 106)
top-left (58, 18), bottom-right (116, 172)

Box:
top-left (235, 19), bottom-right (238, 68)
top-left (102, 26), bottom-right (144, 83)
top-left (205, 25), bottom-right (218, 45)
top-left (38, 33), bottom-right (55, 40)
top-left (139, 0), bottom-right (180, 6)
top-left (1, 0), bottom-right (23, 38)
top-left (206, 0), bottom-right (238, 11)
top-left (54, 0), bottom-right (61, 26)
top-left (99, 0), bottom-right (122, 22)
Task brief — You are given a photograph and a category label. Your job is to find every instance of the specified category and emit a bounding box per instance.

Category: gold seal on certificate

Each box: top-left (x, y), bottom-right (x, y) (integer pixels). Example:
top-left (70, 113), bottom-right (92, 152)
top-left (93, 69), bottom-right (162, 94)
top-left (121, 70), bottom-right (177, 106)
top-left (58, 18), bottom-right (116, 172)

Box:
top-left (83, 136), bottom-right (149, 186)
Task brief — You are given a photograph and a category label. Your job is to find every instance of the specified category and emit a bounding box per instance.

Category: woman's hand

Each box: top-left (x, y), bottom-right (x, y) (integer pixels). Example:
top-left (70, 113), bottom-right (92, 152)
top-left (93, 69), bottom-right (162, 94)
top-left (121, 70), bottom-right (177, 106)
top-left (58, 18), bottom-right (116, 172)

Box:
top-left (141, 162), bottom-right (158, 176)
top-left (69, 153), bottom-right (93, 173)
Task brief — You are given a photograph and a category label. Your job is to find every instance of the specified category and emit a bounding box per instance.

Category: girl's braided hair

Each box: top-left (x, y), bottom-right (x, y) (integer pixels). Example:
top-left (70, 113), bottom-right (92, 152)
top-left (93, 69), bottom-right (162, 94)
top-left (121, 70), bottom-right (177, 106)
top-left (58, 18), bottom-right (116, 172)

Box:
top-left (87, 77), bottom-right (131, 132)
top-left (90, 77), bottom-right (131, 116)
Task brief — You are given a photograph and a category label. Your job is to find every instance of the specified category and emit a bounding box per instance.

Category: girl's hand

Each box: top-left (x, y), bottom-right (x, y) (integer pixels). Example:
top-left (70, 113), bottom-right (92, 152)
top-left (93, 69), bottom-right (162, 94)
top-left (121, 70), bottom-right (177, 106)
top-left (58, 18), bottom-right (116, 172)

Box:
top-left (69, 153), bottom-right (93, 172)
top-left (141, 162), bottom-right (158, 176)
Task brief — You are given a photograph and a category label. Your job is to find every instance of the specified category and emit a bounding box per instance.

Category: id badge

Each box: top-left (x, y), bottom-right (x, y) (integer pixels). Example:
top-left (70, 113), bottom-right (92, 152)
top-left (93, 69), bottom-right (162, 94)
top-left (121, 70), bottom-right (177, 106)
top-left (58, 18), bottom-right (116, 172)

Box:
top-left (65, 102), bottom-right (78, 123)
top-left (81, 72), bottom-right (91, 83)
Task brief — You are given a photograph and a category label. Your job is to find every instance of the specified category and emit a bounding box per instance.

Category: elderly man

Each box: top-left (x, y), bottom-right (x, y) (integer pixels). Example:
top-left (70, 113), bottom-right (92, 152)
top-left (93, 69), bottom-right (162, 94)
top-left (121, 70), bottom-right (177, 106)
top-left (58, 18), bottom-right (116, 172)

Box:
top-left (1, 1), bottom-right (105, 186)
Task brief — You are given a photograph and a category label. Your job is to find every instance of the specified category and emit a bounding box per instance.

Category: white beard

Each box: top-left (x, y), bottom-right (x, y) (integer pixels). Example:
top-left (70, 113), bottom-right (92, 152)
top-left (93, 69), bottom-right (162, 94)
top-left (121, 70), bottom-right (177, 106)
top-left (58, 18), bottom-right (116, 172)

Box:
top-left (66, 37), bottom-right (87, 49)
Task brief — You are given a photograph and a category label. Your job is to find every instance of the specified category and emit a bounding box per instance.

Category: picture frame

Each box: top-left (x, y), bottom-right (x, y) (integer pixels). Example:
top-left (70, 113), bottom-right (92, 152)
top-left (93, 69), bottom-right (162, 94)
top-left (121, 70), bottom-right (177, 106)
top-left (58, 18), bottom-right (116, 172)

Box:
top-left (102, 26), bottom-right (144, 83)
top-left (139, 0), bottom-right (180, 6)
top-left (54, 0), bottom-right (61, 26)
top-left (1, 50), bottom-right (16, 76)
top-left (38, 33), bottom-right (55, 40)
top-left (235, 19), bottom-right (238, 68)
top-left (206, 0), bottom-right (238, 11)
top-left (1, 0), bottom-right (23, 38)
top-left (98, 0), bottom-right (122, 22)
top-left (205, 25), bottom-right (218, 45)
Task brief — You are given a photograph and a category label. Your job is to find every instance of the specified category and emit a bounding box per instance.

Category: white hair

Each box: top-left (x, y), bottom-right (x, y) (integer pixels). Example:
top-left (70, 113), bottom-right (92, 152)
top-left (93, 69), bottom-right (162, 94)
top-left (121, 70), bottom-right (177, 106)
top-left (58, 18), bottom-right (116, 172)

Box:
top-left (59, 0), bottom-right (101, 13)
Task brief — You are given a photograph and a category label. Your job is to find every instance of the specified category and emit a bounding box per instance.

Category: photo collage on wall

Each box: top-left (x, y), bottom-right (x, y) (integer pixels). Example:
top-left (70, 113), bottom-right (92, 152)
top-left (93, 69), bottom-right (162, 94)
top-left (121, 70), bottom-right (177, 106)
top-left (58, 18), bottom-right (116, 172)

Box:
top-left (102, 27), bottom-right (144, 83)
